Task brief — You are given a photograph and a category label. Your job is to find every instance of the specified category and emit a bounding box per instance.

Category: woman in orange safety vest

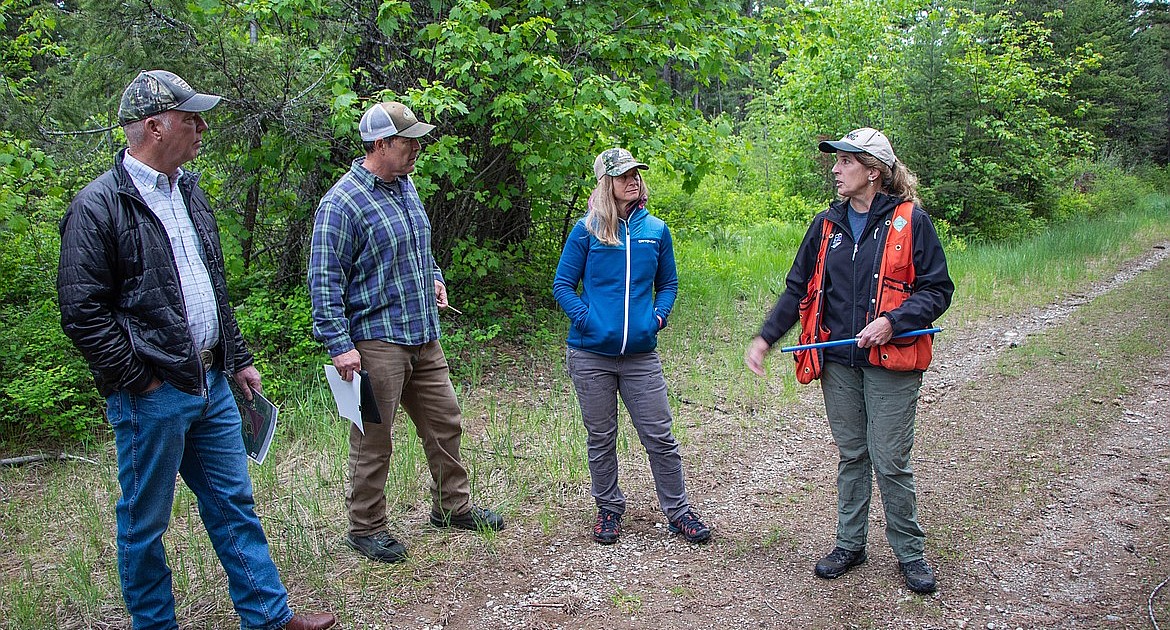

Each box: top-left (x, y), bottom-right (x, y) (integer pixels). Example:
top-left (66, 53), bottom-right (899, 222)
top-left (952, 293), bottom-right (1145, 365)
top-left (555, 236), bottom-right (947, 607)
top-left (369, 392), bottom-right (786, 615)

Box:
top-left (745, 128), bottom-right (954, 595)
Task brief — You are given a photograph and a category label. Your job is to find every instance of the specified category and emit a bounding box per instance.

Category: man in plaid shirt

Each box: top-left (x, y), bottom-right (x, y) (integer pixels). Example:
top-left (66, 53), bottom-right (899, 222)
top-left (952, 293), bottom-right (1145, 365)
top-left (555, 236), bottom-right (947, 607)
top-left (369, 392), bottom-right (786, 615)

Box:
top-left (309, 101), bottom-right (505, 564)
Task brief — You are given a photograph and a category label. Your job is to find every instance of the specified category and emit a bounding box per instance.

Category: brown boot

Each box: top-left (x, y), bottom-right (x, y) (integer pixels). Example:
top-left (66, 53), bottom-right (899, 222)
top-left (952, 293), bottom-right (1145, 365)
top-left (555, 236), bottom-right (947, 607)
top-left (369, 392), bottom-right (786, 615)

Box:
top-left (283, 612), bottom-right (337, 630)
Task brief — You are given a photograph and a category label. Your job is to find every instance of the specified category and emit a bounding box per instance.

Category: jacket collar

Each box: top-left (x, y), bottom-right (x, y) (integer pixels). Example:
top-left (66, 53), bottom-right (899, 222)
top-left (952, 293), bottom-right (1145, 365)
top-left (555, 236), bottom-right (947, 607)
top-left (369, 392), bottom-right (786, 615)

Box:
top-left (622, 198), bottom-right (647, 222)
top-left (113, 148), bottom-right (201, 199)
top-left (826, 191), bottom-right (902, 224)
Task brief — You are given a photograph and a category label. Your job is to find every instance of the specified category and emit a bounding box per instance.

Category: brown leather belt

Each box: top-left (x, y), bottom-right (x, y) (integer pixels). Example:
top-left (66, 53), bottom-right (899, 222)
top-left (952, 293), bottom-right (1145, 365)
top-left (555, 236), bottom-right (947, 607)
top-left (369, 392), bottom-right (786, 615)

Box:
top-left (199, 349), bottom-right (215, 372)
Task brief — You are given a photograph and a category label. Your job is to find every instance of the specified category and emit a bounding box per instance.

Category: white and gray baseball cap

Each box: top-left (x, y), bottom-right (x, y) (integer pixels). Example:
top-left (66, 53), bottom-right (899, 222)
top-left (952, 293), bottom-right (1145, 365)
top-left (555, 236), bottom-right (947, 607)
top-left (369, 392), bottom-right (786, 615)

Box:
top-left (358, 101), bottom-right (435, 141)
top-left (818, 127), bottom-right (898, 167)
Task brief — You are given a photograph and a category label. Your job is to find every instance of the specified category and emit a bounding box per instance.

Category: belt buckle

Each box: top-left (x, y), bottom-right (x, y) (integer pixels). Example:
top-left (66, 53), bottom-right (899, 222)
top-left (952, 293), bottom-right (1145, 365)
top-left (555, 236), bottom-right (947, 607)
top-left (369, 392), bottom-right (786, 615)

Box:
top-left (199, 349), bottom-right (215, 372)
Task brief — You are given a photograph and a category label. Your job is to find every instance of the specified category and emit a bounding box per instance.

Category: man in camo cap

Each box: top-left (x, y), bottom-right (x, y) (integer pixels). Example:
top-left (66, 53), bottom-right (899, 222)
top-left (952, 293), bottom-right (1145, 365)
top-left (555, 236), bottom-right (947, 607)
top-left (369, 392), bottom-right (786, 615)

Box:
top-left (117, 69), bottom-right (223, 124)
top-left (58, 69), bottom-right (335, 630)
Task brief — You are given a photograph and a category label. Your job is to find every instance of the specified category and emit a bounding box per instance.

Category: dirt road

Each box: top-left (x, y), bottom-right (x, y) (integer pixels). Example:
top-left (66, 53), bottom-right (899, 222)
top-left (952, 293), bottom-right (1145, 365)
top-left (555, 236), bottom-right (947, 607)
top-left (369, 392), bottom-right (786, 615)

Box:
top-left (354, 244), bottom-right (1170, 630)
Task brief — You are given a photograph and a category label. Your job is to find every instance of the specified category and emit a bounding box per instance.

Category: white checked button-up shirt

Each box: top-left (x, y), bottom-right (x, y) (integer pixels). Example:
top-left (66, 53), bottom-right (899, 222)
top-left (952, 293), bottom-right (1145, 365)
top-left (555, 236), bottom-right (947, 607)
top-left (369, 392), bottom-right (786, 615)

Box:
top-left (122, 152), bottom-right (220, 352)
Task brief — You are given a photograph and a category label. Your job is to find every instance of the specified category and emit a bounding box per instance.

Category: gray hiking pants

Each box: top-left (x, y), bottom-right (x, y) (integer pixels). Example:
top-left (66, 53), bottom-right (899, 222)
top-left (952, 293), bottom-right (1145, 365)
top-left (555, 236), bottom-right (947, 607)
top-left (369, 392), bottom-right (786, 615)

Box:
top-left (566, 347), bottom-right (692, 521)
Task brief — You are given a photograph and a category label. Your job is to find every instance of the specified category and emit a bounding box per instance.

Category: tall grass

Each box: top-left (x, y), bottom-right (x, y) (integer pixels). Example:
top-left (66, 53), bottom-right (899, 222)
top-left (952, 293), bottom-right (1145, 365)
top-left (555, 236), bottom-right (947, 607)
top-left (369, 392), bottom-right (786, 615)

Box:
top-left (0, 189), bottom-right (1166, 627)
top-left (946, 194), bottom-right (1170, 324)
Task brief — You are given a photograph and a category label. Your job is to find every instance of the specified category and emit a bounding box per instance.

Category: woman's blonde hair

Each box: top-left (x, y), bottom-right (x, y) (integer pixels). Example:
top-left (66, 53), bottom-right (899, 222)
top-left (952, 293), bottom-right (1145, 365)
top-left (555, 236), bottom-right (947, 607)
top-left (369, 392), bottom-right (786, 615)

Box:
top-left (855, 152), bottom-right (920, 205)
top-left (585, 173), bottom-right (649, 246)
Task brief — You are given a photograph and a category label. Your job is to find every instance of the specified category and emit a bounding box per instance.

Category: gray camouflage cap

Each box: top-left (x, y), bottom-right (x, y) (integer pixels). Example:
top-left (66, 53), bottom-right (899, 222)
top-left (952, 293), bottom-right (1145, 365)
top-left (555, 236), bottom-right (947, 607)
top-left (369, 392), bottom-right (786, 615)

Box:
top-left (118, 70), bottom-right (222, 125)
top-left (593, 148), bottom-right (648, 180)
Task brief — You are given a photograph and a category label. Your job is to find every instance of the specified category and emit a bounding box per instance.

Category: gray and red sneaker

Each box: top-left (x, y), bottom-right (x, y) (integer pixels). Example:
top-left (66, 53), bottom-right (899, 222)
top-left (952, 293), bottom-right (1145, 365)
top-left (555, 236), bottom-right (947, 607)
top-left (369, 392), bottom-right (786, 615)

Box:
top-left (593, 508), bottom-right (621, 545)
top-left (668, 510), bottom-right (711, 543)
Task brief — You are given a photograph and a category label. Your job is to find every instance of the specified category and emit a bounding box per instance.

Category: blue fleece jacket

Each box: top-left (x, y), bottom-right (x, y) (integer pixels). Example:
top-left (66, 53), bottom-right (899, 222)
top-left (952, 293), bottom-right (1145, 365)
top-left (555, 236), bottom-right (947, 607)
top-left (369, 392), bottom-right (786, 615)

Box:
top-left (552, 205), bottom-right (678, 356)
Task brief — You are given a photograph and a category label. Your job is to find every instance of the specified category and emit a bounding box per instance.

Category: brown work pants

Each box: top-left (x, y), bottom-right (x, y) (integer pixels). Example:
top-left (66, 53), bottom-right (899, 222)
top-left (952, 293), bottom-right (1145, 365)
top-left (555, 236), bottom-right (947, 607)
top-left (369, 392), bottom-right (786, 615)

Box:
top-left (347, 340), bottom-right (471, 536)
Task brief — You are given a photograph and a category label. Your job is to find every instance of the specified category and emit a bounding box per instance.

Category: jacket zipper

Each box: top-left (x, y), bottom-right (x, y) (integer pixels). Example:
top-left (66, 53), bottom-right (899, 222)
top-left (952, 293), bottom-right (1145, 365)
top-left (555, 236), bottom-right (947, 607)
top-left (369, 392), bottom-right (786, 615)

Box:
top-left (847, 216), bottom-right (875, 365)
top-left (848, 224), bottom-right (859, 364)
top-left (121, 181), bottom-right (208, 397)
top-left (620, 217), bottom-right (631, 355)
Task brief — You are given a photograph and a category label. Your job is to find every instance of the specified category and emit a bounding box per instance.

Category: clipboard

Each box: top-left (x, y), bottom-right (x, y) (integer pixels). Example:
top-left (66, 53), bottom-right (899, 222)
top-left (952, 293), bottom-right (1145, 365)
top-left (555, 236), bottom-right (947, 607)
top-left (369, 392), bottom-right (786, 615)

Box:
top-left (358, 370), bottom-right (383, 425)
top-left (324, 365), bottom-right (382, 434)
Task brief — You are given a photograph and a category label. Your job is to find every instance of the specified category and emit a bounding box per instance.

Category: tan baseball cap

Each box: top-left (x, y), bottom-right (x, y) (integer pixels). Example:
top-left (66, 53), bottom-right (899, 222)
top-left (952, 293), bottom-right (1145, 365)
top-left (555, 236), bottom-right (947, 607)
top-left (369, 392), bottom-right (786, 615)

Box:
top-left (818, 127), bottom-right (898, 167)
top-left (359, 101), bottom-right (435, 141)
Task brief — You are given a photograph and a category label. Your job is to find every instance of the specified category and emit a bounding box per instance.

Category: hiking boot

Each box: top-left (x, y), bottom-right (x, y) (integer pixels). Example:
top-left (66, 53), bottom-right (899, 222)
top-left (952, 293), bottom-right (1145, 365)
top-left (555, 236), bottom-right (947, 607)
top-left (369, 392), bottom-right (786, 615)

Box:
top-left (814, 547), bottom-right (867, 579)
top-left (430, 505), bottom-right (506, 531)
top-left (282, 612), bottom-right (337, 630)
top-left (899, 558), bottom-right (937, 594)
top-left (667, 510), bottom-right (711, 544)
top-left (345, 531), bottom-right (407, 563)
top-left (593, 508), bottom-right (622, 545)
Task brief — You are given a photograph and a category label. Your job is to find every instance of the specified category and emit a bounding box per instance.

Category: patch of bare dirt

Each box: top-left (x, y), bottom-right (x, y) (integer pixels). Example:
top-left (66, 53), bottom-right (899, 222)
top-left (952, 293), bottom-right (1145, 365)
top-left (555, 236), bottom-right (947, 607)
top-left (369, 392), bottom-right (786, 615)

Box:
top-left (379, 243), bottom-right (1170, 630)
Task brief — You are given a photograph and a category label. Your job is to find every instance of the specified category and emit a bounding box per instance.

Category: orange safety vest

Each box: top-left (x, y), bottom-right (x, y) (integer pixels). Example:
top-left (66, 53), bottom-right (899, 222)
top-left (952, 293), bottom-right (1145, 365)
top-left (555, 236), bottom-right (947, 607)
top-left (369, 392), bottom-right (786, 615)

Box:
top-left (794, 201), bottom-right (933, 383)
top-left (793, 218), bottom-right (833, 384)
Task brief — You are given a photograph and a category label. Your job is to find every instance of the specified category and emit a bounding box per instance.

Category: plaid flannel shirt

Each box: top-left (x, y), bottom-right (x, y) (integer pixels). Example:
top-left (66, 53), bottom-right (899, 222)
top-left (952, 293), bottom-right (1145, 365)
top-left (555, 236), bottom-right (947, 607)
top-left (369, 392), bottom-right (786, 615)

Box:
top-left (309, 158), bottom-right (444, 355)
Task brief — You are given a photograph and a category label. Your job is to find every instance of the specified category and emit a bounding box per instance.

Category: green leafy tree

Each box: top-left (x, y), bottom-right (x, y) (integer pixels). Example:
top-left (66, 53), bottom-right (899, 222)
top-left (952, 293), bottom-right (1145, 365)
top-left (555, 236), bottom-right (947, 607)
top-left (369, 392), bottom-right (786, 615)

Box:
top-left (894, 4), bottom-right (1096, 237)
top-left (342, 0), bottom-right (759, 259)
top-left (1132, 0), bottom-right (1170, 164)
top-left (984, 0), bottom-right (1169, 163)
top-left (739, 0), bottom-right (923, 201)
top-left (741, 0), bottom-right (1100, 238)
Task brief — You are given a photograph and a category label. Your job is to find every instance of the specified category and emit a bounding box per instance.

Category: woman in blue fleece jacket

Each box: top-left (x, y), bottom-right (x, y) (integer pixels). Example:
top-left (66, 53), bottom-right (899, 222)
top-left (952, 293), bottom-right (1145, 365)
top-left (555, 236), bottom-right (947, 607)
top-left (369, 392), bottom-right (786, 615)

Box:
top-left (553, 147), bottom-right (710, 546)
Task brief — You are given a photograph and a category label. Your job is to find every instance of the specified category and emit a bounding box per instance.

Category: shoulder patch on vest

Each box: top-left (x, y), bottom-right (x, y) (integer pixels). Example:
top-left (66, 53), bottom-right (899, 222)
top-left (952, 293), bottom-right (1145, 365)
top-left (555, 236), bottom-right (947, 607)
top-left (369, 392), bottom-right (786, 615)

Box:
top-left (892, 215), bottom-right (909, 232)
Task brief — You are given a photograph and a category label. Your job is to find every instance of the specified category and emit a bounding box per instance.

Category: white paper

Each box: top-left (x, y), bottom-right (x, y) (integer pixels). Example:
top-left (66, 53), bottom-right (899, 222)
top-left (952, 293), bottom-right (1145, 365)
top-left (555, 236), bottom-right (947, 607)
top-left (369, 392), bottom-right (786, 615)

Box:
top-left (324, 365), bottom-right (364, 435)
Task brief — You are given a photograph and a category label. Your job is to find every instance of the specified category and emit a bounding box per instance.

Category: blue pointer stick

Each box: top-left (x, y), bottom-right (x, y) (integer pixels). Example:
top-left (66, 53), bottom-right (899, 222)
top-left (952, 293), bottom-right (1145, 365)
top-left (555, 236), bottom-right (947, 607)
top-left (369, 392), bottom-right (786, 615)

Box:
top-left (779, 327), bottom-right (942, 353)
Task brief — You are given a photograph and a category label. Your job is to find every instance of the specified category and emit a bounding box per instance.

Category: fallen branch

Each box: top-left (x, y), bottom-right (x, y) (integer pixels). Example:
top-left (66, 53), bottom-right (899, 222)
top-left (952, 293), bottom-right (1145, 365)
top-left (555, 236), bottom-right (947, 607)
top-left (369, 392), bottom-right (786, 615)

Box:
top-left (973, 558), bottom-right (1002, 580)
top-left (1150, 574), bottom-right (1169, 630)
top-left (0, 453), bottom-right (100, 467)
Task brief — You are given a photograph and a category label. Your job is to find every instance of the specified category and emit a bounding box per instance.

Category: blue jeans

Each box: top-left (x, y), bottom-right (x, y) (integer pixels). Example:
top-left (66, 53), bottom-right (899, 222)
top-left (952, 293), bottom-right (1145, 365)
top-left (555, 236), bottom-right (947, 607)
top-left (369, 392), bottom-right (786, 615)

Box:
top-left (106, 369), bottom-right (293, 630)
top-left (565, 348), bottom-right (692, 521)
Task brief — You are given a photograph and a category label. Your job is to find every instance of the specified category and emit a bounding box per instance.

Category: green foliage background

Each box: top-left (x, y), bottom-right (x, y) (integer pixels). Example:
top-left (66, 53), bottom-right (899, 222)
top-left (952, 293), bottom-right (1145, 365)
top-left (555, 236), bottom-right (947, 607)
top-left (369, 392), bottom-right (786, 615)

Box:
top-left (1, 0), bottom-right (1168, 441)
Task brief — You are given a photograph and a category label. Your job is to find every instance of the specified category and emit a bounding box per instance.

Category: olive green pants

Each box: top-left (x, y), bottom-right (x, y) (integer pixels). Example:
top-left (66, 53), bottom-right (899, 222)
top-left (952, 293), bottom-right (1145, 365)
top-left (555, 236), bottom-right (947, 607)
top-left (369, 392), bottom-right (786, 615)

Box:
top-left (820, 361), bottom-right (926, 562)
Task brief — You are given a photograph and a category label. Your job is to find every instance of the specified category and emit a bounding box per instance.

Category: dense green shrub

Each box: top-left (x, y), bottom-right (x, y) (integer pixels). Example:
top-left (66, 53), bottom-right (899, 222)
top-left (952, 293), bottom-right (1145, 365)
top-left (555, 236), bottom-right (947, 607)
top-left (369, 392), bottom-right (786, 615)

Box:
top-left (443, 237), bottom-right (563, 340)
top-left (0, 133), bottom-right (104, 442)
top-left (231, 286), bottom-right (323, 400)
top-left (652, 171), bottom-right (822, 239)
top-left (1143, 165), bottom-right (1170, 194)
top-left (0, 299), bottom-right (102, 440)
top-left (1083, 166), bottom-right (1158, 217)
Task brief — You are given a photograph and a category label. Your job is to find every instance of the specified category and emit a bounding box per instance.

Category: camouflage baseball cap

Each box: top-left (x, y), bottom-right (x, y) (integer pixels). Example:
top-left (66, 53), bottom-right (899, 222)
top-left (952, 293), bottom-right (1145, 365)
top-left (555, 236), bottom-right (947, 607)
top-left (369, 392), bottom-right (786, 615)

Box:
top-left (118, 70), bottom-right (222, 125)
top-left (593, 148), bottom-right (648, 180)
